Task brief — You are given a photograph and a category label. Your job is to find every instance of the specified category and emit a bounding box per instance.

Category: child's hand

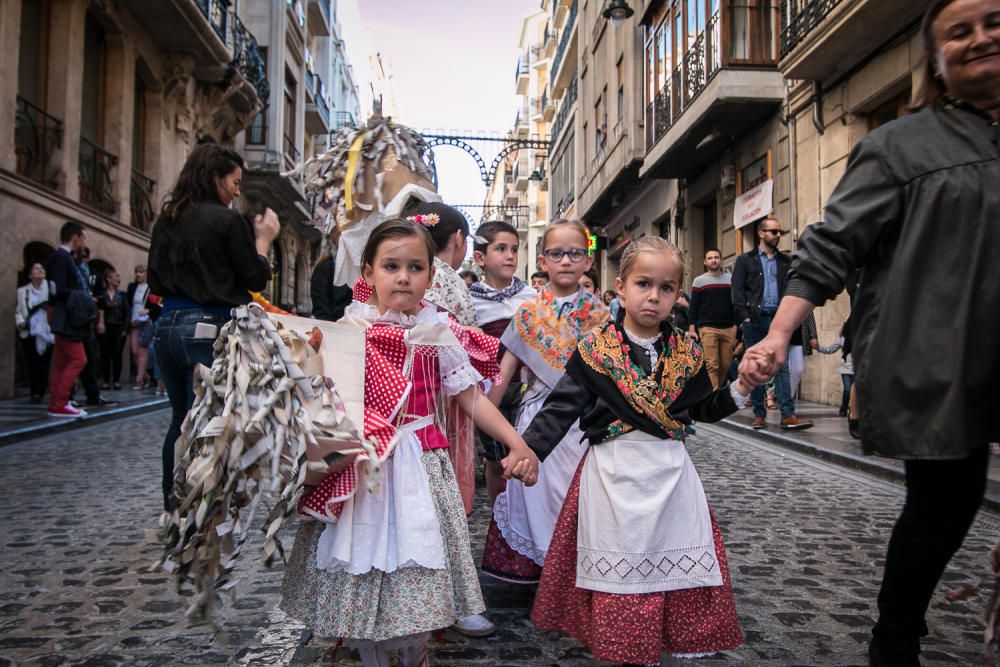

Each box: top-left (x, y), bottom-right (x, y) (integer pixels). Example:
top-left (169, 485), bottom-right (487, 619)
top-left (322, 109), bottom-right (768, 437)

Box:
top-left (501, 441), bottom-right (539, 486)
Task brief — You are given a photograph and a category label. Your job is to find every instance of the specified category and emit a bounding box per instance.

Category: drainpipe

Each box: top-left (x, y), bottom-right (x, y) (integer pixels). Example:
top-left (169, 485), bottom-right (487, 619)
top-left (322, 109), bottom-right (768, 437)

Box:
top-left (811, 81), bottom-right (825, 136)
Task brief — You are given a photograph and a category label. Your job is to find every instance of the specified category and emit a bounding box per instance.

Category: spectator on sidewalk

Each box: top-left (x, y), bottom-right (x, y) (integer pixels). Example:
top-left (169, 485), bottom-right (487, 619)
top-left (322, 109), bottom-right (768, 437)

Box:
top-left (126, 265), bottom-right (156, 389)
top-left (15, 262), bottom-right (54, 403)
top-left (788, 311), bottom-right (819, 399)
top-left (96, 269), bottom-right (128, 389)
top-left (530, 270), bottom-right (548, 291)
top-left (44, 221), bottom-right (93, 418)
top-left (731, 217), bottom-right (812, 431)
top-left (688, 248), bottom-right (736, 389)
top-left (148, 143), bottom-right (277, 514)
top-left (74, 247), bottom-right (115, 408)
top-left (816, 319), bottom-right (854, 417)
top-left (740, 2), bottom-right (1000, 663)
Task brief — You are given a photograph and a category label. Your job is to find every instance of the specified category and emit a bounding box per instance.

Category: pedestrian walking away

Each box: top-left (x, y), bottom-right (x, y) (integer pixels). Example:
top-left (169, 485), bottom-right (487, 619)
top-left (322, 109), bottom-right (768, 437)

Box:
top-left (281, 218), bottom-right (538, 667)
top-left (740, 1), bottom-right (1000, 664)
top-left (526, 236), bottom-right (758, 665)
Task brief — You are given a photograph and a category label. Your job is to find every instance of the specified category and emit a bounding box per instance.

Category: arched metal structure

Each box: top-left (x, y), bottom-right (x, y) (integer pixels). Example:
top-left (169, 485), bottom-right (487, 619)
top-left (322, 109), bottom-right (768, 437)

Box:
top-left (420, 132), bottom-right (549, 186)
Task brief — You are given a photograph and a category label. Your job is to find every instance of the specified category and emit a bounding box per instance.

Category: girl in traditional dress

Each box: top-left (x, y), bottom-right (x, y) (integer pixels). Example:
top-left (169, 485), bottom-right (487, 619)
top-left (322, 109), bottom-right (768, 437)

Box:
top-left (468, 219), bottom-right (537, 506)
top-left (281, 218), bottom-right (538, 667)
top-left (481, 219), bottom-right (608, 583)
top-left (527, 236), bottom-right (755, 665)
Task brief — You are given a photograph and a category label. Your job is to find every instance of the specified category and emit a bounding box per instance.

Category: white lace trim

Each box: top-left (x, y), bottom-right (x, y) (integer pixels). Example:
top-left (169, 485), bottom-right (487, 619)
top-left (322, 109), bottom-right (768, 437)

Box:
top-left (624, 326), bottom-right (662, 367)
top-left (438, 344), bottom-right (483, 396)
top-left (344, 301), bottom-right (445, 329)
top-left (728, 381), bottom-right (750, 409)
top-left (576, 544), bottom-right (721, 592)
top-left (492, 489), bottom-right (547, 565)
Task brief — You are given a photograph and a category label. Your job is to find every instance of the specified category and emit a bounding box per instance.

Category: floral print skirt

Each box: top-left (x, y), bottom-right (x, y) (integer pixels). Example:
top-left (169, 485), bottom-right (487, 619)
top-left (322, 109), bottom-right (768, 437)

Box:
top-left (280, 449), bottom-right (485, 642)
top-left (531, 458), bottom-right (743, 664)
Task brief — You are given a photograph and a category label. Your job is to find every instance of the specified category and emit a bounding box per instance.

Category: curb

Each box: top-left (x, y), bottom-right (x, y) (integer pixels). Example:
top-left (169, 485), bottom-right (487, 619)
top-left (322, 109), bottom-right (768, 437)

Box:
top-left (0, 398), bottom-right (169, 447)
top-left (712, 417), bottom-right (1000, 515)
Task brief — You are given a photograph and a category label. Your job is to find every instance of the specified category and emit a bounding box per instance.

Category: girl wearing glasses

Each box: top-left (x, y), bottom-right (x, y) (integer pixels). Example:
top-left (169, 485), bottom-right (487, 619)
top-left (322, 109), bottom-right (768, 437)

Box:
top-left (481, 219), bottom-right (608, 584)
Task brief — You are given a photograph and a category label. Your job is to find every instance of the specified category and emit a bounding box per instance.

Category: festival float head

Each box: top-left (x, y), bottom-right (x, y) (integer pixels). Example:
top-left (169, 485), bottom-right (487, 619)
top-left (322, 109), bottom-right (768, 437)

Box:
top-left (288, 108), bottom-right (441, 287)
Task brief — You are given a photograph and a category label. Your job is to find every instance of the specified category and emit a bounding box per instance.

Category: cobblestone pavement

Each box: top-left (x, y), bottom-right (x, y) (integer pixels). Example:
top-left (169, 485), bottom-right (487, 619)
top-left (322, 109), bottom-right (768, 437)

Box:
top-left (0, 413), bottom-right (997, 666)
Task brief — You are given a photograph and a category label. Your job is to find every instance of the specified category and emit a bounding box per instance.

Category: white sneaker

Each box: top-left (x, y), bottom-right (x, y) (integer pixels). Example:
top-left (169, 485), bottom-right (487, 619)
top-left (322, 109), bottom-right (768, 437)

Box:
top-left (451, 613), bottom-right (495, 637)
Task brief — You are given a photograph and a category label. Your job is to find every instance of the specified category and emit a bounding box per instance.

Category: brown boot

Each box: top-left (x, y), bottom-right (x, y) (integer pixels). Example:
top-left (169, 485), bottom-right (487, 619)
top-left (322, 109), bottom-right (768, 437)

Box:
top-left (780, 415), bottom-right (814, 430)
top-left (751, 416), bottom-right (767, 430)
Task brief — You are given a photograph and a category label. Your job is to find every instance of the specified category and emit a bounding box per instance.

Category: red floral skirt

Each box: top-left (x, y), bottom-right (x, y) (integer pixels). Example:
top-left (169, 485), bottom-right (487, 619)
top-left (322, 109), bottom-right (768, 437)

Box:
top-left (480, 479), bottom-right (543, 584)
top-left (530, 458), bottom-right (743, 664)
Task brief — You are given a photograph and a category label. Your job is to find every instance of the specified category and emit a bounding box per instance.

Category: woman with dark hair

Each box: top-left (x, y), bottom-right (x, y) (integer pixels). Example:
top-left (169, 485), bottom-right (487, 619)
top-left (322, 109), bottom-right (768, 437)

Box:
top-left (741, 2), bottom-right (1000, 665)
top-left (148, 143), bottom-right (280, 516)
top-left (96, 269), bottom-right (128, 389)
top-left (309, 225), bottom-right (353, 321)
top-left (411, 202), bottom-right (477, 327)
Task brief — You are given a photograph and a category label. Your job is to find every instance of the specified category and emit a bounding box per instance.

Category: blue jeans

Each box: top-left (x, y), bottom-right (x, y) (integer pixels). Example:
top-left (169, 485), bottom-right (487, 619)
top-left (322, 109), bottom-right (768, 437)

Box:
top-left (154, 308), bottom-right (229, 511)
top-left (741, 316), bottom-right (795, 419)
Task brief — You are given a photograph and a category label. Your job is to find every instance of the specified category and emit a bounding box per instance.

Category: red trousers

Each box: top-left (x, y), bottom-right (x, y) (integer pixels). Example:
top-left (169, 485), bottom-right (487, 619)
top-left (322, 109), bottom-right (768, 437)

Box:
top-left (48, 334), bottom-right (86, 410)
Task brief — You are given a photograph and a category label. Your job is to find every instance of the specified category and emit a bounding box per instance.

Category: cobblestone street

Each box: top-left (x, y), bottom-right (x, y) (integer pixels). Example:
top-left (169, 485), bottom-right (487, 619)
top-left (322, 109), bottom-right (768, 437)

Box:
top-left (0, 412), bottom-right (997, 666)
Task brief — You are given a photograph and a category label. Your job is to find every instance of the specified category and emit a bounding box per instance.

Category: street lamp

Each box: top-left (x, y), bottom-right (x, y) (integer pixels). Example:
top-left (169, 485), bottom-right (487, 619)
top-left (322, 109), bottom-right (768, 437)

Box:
top-left (602, 0), bottom-right (635, 27)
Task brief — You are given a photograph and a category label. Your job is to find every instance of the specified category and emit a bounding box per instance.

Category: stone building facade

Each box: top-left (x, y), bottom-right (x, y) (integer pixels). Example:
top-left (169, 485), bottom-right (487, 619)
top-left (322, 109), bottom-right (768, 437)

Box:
top-left (0, 0), bottom-right (267, 398)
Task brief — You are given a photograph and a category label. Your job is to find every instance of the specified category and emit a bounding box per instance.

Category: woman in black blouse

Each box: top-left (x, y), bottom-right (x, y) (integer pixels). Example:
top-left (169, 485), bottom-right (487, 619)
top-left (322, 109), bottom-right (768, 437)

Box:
top-left (148, 144), bottom-right (280, 514)
top-left (741, 2), bottom-right (1000, 664)
top-left (96, 269), bottom-right (128, 389)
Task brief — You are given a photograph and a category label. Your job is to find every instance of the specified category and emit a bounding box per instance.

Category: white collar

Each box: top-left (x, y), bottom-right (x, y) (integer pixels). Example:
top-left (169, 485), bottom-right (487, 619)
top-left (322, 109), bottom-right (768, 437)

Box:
top-left (345, 301), bottom-right (446, 328)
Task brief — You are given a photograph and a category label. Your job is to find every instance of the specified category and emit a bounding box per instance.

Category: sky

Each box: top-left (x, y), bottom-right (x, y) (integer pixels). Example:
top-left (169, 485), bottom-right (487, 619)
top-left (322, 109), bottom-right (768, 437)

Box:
top-left (346, 0), bottom-right (542, 216)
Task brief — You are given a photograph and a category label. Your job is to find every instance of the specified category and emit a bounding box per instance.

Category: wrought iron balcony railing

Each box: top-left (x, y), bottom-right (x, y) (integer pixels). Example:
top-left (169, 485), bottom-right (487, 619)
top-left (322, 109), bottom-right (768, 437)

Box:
top-left (780, 0), bottom-right (841, 57)
top-left (317, 84), bottom-right (331, 127)
top-left (231, 15), bottom-right (270, 105)
top-left (335, 111), bottom-right (357, 129)
top-left (130, 169), bottom-right (156, 232)
top-left (549, 75), bottom-right (578, 151)
top-left (305, 69), bottom-right (316, 99)
top-left (515, 53), bottom-right (530, 83)
top-left (549, 0), bottom-right (578, 89)
top-left (194, 0), bottom-right (228, 43)
top-left (14, 96), bottom-right (62, 188)
top-left (79, 137), bottom-right (119, 216)
top-left (646, 4), bottom-right (777, 151)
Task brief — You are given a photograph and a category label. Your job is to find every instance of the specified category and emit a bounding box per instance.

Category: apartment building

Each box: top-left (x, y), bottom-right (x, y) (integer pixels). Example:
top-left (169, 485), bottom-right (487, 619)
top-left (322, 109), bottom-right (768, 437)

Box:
top-left (235, 0), bottom-right (363, 315)
top-left (1, 0), bottom-right (267, 397)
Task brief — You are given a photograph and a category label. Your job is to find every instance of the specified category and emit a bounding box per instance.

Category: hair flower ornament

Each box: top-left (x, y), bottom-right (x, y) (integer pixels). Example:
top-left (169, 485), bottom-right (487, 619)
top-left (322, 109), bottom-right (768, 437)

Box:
top-left (407, 214), bottom-right (440, 227)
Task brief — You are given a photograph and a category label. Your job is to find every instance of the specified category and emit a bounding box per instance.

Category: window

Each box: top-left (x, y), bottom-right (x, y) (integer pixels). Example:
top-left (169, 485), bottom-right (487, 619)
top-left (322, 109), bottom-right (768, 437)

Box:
top-left (18, 0), bottom-right (49, 107)
top-left (594, 90), bottom-right (606, 152)
top-left (81, 13), bottom-right (107, 144)
top-left (617, 57), bottom-right (625, 121)
top-left (132, 75), bottom-right (146, 170)
top-left (582, 121), bottom-right (588, 164)
top-left (867, 92), bottom-right (910, 132)
top-left (246, 47), bottom-right (268, 145)
top-left (283, 67), bottom-right (297, 161)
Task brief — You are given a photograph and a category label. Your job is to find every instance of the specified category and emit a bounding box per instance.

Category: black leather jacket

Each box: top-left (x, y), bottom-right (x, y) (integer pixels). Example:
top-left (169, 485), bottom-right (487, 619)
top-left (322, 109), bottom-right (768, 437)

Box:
top-left (730, 248), bottom-right (791, 324)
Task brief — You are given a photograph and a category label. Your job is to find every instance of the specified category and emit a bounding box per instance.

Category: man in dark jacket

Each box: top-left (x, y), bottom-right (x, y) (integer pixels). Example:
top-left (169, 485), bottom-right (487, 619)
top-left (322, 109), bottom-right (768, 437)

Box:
top-left (45, 221), bottom-right (92, 418)
top-left (731, 217), bottom-right (812, 430)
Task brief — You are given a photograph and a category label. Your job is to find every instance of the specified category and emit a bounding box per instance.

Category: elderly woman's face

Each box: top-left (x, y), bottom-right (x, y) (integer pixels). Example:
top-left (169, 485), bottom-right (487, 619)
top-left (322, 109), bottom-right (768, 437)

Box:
top-left (932, 0), bottom-right (1000, 99)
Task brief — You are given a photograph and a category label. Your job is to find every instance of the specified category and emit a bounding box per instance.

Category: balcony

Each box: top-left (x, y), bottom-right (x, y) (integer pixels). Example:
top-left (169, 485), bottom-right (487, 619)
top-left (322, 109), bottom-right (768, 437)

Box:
top-left (515, 54), bottom-right (530, 95)
top-left (543, 20), bottom-right (556, 58)
top-left (515, 99), bottom-right (531, 138)
top-left (532, 95), bottom-right (545, 122)
top-left (120, 0), bottom-right (230, 66)
top-left (550, 0), bottom-right (578, 95)
top-left (513, 156), bottom-right (530, 192)
top-left (305, 73), bottom-right (332, 134)
top-left (549, 76), bottom-right (578, 152)
top-left (231, 15), bottom-right (270, 107)
top-left (553, 0), bottom-right (573, 29)
top-left (779, 0), bottom-right (926, 81)
top-left (78, 137), bottom-right (119, 216)
top-left (640, 4), bottom-right (784, 179)
top-left (14, 96), bottom-right (62, 189)
top-left (542, 88), bottom-right (556, 121)
top-left (308, 0), bottom-right (332, 36)
top-left (130, 169), bottom-right (156, 232)
top-left (335, 111), bottom-right (358, 130)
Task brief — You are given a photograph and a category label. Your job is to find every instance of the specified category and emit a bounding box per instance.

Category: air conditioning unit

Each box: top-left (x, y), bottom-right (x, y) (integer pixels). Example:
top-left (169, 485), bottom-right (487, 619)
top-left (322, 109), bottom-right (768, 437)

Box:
top-left (721, 164), bottom-right (737, 189)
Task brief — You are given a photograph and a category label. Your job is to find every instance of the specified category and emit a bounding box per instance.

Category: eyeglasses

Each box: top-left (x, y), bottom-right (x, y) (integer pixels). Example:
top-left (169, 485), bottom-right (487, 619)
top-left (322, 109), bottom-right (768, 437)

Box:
top-left (761, 229), bottom-right (783, 236)
top-left (542, 248), bottom-right (589, 263)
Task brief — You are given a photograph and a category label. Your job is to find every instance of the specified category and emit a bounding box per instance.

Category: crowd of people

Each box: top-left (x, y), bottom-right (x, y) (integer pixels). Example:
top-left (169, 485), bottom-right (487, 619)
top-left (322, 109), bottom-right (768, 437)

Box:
top-left (19, 2), bottom-right (996, 664)
top-left (15, 223), bottom-right (169, 418)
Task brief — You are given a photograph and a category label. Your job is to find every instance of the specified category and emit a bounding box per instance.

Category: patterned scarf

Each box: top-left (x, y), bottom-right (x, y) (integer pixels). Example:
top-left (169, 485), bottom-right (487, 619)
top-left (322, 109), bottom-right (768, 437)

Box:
top-left (469, 276), bottom-right (528, 302)
top-left (577, 320), bottom-right (703, 433)
top-left (502, 286), bottom-right (608, 389)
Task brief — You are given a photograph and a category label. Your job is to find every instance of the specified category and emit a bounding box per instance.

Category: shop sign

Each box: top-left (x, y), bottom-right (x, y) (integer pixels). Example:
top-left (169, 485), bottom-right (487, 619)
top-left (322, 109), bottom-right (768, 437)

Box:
top-left (733, 179), bottom-right (774, 229)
